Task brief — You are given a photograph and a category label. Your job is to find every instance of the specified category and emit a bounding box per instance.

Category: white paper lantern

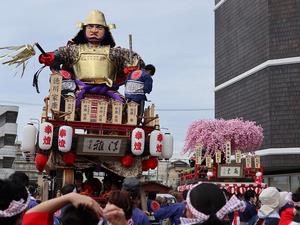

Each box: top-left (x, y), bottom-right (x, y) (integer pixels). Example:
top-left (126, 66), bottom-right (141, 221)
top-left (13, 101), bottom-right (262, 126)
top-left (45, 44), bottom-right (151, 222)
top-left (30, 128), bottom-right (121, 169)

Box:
top-left (38, 122), bottom-right (53, 150)
top-left (21, 123), bottom-right (37, 155)
top-left (162, 133), bottom-right (173, 159)
top-left (131, 128), bottom-right (145, 156)
top-left (149, 130), bottom-right (163, 157)
top-left (58, 126), bottom-right (73, 152)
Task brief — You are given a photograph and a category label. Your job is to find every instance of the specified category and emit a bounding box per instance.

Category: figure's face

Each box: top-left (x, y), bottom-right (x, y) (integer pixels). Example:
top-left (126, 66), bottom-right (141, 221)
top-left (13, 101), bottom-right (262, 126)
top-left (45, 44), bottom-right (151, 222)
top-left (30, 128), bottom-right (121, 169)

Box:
top-left (85, 24), bottom-right (105, 43)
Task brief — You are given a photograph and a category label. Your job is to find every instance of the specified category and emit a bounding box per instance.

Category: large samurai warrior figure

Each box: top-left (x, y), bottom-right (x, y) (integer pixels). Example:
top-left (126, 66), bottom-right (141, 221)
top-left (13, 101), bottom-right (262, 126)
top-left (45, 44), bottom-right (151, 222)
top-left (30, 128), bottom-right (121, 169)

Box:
top-left (38, 10), bottom-right (145, 107)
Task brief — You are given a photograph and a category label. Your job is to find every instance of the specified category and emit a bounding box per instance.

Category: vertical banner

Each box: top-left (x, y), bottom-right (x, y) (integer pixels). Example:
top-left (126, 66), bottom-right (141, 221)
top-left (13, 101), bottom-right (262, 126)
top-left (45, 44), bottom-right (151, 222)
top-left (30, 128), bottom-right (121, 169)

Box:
top-left (215, 150), bottom-right (222, 164)
top-left (235, 150), bottom-right (242, 164)
top-left (206, 156), bottom-right (212, 168)
top-left (49, 74), bottom-right (62, 112)
top-left (97, 99), bottom-right (108, 123)
top-left (254, 155), bottom-right (261, 168)
top-left (81, 99), bottom-right (91, 122)
top-left (195, 144), bottom-right (202, 165)
top-left (64, 96), bottom-right (75, 121)
top-left (245, 155), bottom-right (252, 168)
top-left (127, 101), bottom-right (138, 125)
top-left (112, 100), bottom-right (123, 124)
top-left (225, 141), bottom-right (231, 164)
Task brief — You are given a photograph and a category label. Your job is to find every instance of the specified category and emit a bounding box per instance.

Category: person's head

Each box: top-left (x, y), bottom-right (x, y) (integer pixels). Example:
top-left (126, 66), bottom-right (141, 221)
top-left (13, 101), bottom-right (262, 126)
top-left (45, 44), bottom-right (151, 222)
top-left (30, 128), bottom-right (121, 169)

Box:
top-left (244, 190), bottom-right (257, 204)
top-left (0, 179), bottom-right (30, 225)
top-left (75, 172), bottom-right (83, 186)
top-left (148, 192), bottom-right (157, 201)
top-left (259, 187), bottom-right (280, 216)
top-left (144, 64), bottom-right (156, 76)
top-left (108, 190), bottom-right (133, 220)
top-left (71, 10), bottom-right (116, 47)
top-left (84, 168), bottom-right (95, 181)
top-left (60, 204), bottom-right (99, 225)
top-left (8, 172), bottom-right (29, 188)
top-left (185, 183), bottom-right (235, 225)
top-left (61, 184), bottom-right (75, 195)
top-left (122, 177), bottom-right (140, 200)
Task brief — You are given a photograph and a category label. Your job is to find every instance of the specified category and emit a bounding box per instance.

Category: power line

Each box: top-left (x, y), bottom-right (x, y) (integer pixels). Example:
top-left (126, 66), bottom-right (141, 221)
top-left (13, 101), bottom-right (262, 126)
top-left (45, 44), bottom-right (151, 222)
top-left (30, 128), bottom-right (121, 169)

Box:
top-left (0, 100), bottom-right (214, 111)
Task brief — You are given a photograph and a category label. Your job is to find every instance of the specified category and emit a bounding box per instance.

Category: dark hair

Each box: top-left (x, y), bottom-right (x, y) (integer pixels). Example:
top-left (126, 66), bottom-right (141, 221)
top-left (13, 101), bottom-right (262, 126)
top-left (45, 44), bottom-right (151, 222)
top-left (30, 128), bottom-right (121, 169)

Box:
top-left (75, 172), bottom-right (83, 181)
top-left (189, 183), bottom-right (227, 225)
top-left (122, 177), bottom-right (140, 200)
top-left (70, 26), bottom-right (116, 47)
top-left (148, 192), bottom-right (157, 201)
top-left (292, 187), bottom-right (300, 202)
top-left (109, 190), bottom-right (133, 220)
top-left (8, 172), bottom-right (29, 187)
top-left (61, 184), bottom-right (75, 195)
top-left (0, 179), bottom-right (29, 225)
top-left (144, 64), bottom-right (156, 75)
top-left (60, 204), bottom-right (99, 225)
top-left (244, 190), bottom-right (256, 201)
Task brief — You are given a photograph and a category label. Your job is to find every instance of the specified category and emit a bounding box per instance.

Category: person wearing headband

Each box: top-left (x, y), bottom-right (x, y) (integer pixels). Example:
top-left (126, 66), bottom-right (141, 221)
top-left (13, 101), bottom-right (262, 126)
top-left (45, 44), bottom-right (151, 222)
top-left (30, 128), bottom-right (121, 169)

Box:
top-left (0, 179), bottom-right (30, 225)
top-left (180, 183), bottom-right (245, 225)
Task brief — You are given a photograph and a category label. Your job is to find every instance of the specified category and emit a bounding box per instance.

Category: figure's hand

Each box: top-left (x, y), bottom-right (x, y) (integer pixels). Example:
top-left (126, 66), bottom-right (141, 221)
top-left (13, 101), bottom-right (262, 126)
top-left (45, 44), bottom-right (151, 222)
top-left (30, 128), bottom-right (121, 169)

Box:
top-left (123, 66), bottom-right (138, 75)
top-left (66, 192), bottom-right (103, 219)
top-left (39, 52), bottom-right (55, 66)
top-left (103, 203), bottom-right (128, 225)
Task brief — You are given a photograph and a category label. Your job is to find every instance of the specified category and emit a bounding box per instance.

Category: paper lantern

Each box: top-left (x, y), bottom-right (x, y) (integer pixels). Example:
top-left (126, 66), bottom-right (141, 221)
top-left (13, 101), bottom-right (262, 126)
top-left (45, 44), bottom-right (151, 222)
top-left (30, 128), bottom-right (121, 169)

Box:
top-left (147, 157), bottom-right (158, 170)
top-left (120, 155), bottom-right (135, 168)
top-left (131, 128), bottom-right (145, 156)
top-left (38, 122), bottom-right (53, 150)
top-left (149, 130), bottom-right (163, 157)
top-left (63, 152), bottom-right (76, 165)
top-left (162, 133), bottom-right (173, 159)
top-left (35, 153), bottom-right (48, 172)
top-left (21, 123), bottom-right (37, 155)
top-left (58, 126), bottom-right (73, 152)
top-left (142, 160), bottom-right (149, 171)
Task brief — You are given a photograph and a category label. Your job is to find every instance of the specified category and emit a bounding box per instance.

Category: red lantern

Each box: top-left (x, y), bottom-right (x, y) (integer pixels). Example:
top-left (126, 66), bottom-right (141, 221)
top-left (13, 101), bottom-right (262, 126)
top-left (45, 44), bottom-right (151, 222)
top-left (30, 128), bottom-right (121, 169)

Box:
top-left (35, 153), bottom-right (48, 172)
top-left (148, 157), bottom-right (158, 170)
top-left (142, 160), bottom-right (149, 171)
top-left (120, 155), bottom-right (134, 168)
top-left (63, 152), bottom-right (76, 165)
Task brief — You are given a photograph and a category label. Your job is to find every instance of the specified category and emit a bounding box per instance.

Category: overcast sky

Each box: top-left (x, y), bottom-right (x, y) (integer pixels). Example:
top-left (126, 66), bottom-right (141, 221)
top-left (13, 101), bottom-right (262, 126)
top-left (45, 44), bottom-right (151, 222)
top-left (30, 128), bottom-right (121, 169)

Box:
top-left (0, 0), bottom-right (215, 159)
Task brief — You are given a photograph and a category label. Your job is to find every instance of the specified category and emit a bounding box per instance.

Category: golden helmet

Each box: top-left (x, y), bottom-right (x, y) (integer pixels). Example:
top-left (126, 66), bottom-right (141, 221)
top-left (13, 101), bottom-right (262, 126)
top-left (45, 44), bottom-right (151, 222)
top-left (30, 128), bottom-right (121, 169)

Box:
top-left (78, 10), bottom-right (116, 30)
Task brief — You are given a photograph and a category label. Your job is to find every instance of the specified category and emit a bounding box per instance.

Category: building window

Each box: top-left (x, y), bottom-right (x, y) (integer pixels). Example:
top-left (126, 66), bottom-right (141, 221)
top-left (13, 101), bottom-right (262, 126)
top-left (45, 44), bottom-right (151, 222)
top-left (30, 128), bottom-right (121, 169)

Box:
top-left (269, 176), bottom-right (289, 191)
top-left (291, 175), bottom-right (300, 192)
top-left (4, 134), bottom-right (16, 146)
top-left (6, 112), bottom-right (18, 123)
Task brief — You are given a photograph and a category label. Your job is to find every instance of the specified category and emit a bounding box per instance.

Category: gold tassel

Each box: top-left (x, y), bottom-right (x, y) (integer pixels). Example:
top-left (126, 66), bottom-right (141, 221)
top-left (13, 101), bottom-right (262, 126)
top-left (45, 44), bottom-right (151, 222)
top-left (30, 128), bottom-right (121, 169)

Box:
top-left (0, 44), bottom-right (36, 77)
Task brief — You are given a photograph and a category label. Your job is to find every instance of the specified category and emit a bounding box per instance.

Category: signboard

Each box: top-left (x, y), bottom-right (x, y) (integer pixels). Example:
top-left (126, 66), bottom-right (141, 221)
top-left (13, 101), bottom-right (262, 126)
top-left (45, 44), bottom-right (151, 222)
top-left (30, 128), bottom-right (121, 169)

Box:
top-left (235, 150), bottom-right (242, 164)
top-left (225, 141), bottom-right (231, 164)
top-left (195, 144), bottom-right (202, 165)
top-left (76, 135), bottom-right (127, 156)
top-left (215, 150), bottom-right (222, 164)
top-left (254, 155), bottom-right (261, 168)
top-left (218, 165), bottom-right (243, 178)
top-left (49, 74), bottom-right (62, 112)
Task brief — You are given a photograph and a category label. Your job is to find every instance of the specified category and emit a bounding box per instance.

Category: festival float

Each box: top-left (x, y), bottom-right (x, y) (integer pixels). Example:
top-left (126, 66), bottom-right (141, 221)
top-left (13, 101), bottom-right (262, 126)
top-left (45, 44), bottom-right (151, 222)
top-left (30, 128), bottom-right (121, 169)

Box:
top-left (178, 118), bottom-right (266, 195)
top-left (0, 10), bottom-right (174, 198)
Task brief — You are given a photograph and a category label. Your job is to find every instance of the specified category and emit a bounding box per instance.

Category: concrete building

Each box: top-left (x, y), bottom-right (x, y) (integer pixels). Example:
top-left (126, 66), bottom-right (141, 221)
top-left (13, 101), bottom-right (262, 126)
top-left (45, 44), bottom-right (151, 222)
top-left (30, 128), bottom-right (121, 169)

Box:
top-left (12, 142), bottom-right (39, 182)
top-left (0, 105), bottom-right (18, 179)
top-left (215, 0), bottom-right (300, 191)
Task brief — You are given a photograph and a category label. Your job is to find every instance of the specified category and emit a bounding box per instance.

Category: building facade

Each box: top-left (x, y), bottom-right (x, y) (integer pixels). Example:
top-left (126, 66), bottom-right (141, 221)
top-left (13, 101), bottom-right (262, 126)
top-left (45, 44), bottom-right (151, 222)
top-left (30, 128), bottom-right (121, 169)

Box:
top-left (0, 105), bottom-right (18, 179)
top-left (215, 0), bottom-right (300, 191)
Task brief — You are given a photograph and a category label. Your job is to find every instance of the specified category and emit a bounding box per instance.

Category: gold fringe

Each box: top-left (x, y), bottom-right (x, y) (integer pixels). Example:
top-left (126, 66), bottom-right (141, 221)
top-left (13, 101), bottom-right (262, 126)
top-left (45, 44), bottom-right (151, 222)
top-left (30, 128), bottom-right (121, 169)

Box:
top-left (0, 44), bottom-right (36, 77)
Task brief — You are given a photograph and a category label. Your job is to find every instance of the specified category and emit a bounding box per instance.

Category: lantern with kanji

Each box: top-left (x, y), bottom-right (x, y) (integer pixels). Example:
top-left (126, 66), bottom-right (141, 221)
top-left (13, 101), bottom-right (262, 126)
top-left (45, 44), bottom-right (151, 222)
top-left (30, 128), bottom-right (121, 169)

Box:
top-left (63, 152), bottom-right (76, 165)
top-left (149, 130), bottom-right (163, 157)
top-left (131, 128), bottom-right (145, 156)
top-left (38, 122), bottom-right (53, 150)
top-left (254, 172), bottom-right (263, 184)
top-left (21, 122), bottom-right (37, 156)
top-left (162, 133), bottom-right (173, 159)
top-left (120, 155), bottom-right (135, 168)
top-left (58, 126), bottom-right (73, 153)
top-left (35, 153), bottom-right (48, 172)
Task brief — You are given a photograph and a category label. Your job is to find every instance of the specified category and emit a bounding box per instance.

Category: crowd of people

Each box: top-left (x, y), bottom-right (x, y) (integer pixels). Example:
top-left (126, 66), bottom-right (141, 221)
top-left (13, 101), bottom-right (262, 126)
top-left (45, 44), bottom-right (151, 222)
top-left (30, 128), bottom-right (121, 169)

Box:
top-left (2, 171), bottom-right (300, 225)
